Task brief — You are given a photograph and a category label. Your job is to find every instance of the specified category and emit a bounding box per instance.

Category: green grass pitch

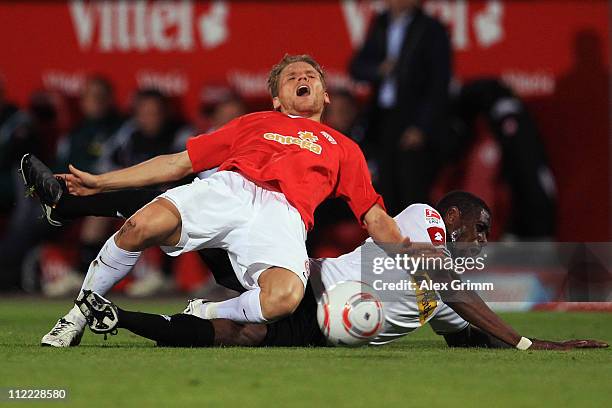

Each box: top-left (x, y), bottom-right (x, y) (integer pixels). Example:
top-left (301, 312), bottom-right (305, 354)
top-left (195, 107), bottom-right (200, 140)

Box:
top-left (1, 298), bottom-right (610, 407)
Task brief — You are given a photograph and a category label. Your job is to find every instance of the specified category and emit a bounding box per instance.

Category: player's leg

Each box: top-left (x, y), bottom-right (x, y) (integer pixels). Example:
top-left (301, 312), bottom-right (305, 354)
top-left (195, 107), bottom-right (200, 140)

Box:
top-left (199, 267), bottom-right (304, 323)
top-left (118, 311), bottom-right (267, 347)
top-left (56, 189), bottom-right (163, 220)
top-left (41, 198), bottom-right (182, 347)
top-left (77, 290), bottom-right (268, 346)
top-left (195, 177), bottom-right (309, 324)
top-left (20, 152), bottom-right (163, 224)
top-left (79, 197), bottom-right (181, 293)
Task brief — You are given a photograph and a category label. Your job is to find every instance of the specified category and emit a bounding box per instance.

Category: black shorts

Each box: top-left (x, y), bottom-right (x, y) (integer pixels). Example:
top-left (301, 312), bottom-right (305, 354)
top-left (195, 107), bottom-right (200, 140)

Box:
top-left (262, 283), bottom-right (328, 347)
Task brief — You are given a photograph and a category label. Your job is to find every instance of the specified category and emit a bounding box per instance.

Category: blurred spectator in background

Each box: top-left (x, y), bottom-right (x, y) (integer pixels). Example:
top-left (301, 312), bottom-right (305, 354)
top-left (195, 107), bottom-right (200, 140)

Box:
top-left (84, 88), bottom-right (185, 296)
top-left (322, 88), bottom-right (360, 137)
top-left (176, 85), bottom-right (247, 180)
top-left (350, 0), bottom-right (451, 215)
top-left (0, 90), bottom-right (66, 291)
top-left (178, 85), bottom-right (247, 139)
top-left (448, 79), bottom-right (557, 238)
top-left (38, 77), bottom-right (124, 296)
top-left (98, 88), bottom-right (183, 172)
top-left (199, 86), bottom-right (247, 133)
top-left (54, 76), bottom-right (122, 173)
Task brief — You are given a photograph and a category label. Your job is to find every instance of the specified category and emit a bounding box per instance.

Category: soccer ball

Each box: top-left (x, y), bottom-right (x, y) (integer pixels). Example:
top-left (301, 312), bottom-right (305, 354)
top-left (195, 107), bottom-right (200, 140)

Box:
top-left (317, 280), bottom-right (384, 346)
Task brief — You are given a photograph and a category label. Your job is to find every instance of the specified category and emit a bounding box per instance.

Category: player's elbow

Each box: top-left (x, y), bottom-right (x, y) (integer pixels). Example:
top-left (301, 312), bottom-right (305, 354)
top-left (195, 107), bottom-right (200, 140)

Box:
top-left (364, 205), bottom-right (398, 242)
top-left (166, 151), bottom-right (193, 180)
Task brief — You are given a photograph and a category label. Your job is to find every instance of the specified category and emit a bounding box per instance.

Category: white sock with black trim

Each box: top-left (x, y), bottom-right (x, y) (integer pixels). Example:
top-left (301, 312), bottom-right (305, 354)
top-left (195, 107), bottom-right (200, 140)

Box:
top-left (80, 233), bottom-right (141, 295)
top-left (204, 288), bottom-right (266, 323)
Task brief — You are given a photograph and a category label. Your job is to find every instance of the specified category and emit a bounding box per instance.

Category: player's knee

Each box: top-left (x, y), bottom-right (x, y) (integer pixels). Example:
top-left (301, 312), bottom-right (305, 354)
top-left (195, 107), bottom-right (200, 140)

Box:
top-left (115, 204), bottom-right (179, 251)
top-left (114, 218), bottom-right (144, 250)
top-left (260, 277), bottom-right (304, 320)
top-left (115, 214), bottom-right (156, 251)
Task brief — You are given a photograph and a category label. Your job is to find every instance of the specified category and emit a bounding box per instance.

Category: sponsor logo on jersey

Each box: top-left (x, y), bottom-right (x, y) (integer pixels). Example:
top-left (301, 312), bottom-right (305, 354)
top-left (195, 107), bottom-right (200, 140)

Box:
top-left (263, 130), bottom-right (322, 154)
top-left (320, 131), bottom-right (337, 144)
top-left (410, 271), bottom-right (438, 325)
top-left (425, 208), bottom-right (442, 225)
top-left (427, 226), bottom-right (446, 245)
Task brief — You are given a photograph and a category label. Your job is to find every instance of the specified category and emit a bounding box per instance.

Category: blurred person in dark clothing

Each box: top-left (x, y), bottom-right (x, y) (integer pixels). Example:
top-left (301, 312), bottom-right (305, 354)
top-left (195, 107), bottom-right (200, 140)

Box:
top-left (40, 77), bottom-right (125, 296)
top-left (449, 79), bottom-right (557, 238)
top-left (0, 91), bottom-right (65, 291)
top-left (176, 86), bottom-right (247, 152)
top-left (98, 89), bottom-right (183, 173)
top-left (87, 88), bottom-right (185, 296)
top-left (54, 76), bottom-right (122, 173)
top-left (350, 0), bottom-right (451, 215)
top-left (322, 88), bottom-right (360, 138)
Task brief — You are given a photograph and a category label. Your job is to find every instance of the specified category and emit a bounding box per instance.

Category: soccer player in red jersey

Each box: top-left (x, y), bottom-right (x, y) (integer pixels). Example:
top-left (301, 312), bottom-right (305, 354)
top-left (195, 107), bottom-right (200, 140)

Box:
top-left (35, 54), bottom-right (437, 347)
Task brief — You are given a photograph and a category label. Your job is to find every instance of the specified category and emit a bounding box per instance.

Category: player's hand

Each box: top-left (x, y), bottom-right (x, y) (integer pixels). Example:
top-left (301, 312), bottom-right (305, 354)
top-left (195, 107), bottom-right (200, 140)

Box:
top-left (560, 339), bottom-right (609, 348)
top-left (528, 339), bottom-right (571, 350)
top-left (529, 338), bottom-right (608, 350)
top-left (57, 164), bottom-right (102, 196)
top-left (400, 237), bottom-right (446, 259)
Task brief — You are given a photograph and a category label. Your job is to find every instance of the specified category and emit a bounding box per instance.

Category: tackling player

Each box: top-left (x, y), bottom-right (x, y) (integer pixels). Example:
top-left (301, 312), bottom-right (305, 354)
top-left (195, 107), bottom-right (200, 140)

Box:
top-left (78, 192), bottom-right (606, 350)
top-left (24, 54), bottom-right (437, 347)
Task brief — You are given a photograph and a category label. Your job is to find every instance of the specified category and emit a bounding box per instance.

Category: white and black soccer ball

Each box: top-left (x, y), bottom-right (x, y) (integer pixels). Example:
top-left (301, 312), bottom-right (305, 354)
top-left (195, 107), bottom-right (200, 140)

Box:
top-left (317, 280), bottom-right (384, 346)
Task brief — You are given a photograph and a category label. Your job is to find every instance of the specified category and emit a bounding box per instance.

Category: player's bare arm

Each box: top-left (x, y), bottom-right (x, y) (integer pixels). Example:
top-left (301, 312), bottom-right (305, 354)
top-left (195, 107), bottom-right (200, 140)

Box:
top-left (434, 268), bottom-right (607, 350)
top-left (61, 151), bottom-right (193, 196)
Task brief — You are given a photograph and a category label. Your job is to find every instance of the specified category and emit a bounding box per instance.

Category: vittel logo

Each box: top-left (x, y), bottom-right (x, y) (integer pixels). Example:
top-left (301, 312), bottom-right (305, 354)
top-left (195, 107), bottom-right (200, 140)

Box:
top-left (69, 0), bottom-right (229, 53)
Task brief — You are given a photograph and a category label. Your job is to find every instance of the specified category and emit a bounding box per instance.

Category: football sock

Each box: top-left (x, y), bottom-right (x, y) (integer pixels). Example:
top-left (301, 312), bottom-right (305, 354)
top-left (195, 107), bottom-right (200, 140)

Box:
top-left (66, 305), bottom-right (86, 327)
top-left (80, 234), bottom-right (141, 294)
top-left (55, 189), bottom-right (162, 219)
top-left (117, 309), bottom-right (215, 347)
top-left (204, 288), bottom-right (267, 323)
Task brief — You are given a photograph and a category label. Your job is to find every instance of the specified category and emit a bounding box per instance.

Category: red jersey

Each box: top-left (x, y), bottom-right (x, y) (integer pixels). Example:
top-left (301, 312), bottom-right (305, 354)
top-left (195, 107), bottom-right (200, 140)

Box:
top-left (186, 111), bottom-right (384, 229)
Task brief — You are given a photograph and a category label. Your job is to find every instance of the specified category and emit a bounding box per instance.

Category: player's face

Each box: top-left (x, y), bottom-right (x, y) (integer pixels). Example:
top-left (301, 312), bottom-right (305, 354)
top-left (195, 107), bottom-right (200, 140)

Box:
top-left (452, 209), bottom-right (491, 257)
top-left (273, 62), bottom-right (330, 121)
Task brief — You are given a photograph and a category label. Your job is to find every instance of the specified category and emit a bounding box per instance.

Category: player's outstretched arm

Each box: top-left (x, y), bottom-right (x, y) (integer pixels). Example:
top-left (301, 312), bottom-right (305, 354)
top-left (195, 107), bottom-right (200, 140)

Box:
top-left (443, 324), bottom-right (512, 348)
top-left (433, 269), bottom-right (608, 350)
top-left (60, 151), bottom-right (193, 195)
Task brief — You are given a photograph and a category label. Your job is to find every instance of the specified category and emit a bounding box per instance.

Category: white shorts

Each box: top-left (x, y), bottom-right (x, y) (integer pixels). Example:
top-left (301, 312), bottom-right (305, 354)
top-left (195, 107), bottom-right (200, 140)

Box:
top-left (158, 171), bottom-right (308, 290)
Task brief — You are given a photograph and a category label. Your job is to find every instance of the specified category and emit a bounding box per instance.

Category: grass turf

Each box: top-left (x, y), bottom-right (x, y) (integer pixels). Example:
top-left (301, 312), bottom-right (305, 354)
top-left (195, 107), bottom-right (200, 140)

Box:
top-left (0, 298), bottom-right (610, 407)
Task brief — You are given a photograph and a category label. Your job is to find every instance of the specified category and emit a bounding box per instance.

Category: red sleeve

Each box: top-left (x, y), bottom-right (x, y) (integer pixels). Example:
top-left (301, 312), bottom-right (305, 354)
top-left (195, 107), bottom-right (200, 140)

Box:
top-left (186, 116), bottom-right (242, 173)
top-left (334, 140), bottom-right (385, 223)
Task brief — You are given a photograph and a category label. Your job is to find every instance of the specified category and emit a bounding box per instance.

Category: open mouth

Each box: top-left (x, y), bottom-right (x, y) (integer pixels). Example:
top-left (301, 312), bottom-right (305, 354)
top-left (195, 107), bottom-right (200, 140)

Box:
top-left (296, 85), bottom-right (310, 97)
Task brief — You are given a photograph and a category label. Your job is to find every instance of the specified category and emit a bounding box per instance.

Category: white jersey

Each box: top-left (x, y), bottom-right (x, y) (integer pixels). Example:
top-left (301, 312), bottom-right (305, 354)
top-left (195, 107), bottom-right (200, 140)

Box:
top-left (308, 204), bottom-right (468, 345)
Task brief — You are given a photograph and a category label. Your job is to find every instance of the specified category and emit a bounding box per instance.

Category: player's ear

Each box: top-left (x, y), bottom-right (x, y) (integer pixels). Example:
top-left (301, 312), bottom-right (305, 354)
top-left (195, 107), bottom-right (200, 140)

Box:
top-left (323, 91), bottom-right (330, 105)
top-left (445, 206), bottom-right (461, 226)
top-left (272, 96), bottom-right (282, 110)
